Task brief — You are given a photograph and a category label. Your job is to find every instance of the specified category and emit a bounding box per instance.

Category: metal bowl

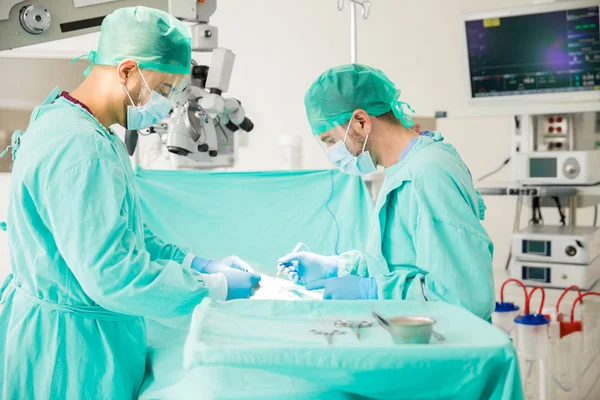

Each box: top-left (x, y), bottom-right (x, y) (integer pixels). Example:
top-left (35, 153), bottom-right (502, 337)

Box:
top-left (387, 316), bottom-right (435, 344)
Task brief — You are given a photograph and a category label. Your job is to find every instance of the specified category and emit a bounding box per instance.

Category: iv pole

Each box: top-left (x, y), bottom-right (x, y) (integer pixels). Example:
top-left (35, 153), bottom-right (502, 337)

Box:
top-left (337, 0), bottom-right (371, 63)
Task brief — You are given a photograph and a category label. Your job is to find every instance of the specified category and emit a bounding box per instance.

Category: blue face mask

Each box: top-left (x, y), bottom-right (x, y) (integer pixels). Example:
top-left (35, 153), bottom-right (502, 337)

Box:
top-left (326, 122), bottom-right (377, 176)
top-left (123, 69), bottom-right (173, 130)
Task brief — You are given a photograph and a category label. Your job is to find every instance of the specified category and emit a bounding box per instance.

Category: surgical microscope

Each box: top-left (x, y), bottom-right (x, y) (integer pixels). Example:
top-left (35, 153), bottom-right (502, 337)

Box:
top-left (0, 0), bottom-right (253, 168)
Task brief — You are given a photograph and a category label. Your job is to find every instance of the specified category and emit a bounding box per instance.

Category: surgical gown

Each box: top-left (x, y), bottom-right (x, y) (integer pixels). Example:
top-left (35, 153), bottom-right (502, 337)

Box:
top-left (341, 132), bottom-right (495, 320)
top-left (0, 88), bottom-right (225, 399)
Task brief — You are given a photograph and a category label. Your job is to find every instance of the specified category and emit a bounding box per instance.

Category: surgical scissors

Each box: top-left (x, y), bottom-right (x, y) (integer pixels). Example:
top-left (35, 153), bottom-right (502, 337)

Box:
top-left (309, 329), bottom-right (345, 345)
top-left (334, 320), bottom-right (373, 340)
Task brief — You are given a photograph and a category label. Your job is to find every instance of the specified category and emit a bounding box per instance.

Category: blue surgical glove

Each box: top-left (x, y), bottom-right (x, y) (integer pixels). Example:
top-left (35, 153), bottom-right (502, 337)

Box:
top-left (191, 256), bottom-right (260, 300)
top-left (305, 275), bottom-right (378, 300)
top-left (191, 255), bottom-right (254, 274)
top-left (219, 268), bottom-right (262, 300)
top-left (276, 252), bottom-right (341, 286)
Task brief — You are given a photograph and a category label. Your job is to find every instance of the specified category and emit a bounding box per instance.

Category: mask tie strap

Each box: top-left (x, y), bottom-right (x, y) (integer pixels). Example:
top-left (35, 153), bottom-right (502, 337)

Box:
top-left (343, 120), bottom-right (352, 144)
top-left (361, 133), bottom-right (370, 154)
top-left (122, 66), bottom-right (152, 108)
top-left (122, 85), bottom-right (136, 107)
top-left (137, 66), bottom-right (152, 92)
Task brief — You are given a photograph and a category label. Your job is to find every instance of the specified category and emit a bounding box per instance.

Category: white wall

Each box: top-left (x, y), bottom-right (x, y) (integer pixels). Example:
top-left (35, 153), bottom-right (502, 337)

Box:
top-left (0, 0), bottom-right (598, 283)
top-left (0, 58), bottom-right (88, 109)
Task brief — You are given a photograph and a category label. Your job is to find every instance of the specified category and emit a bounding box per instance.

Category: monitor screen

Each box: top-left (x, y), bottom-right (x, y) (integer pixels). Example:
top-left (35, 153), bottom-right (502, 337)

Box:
top-left (525, 240), bottom-right (549, 255)
top-left (529, 157), bottom-right (558, 178)
top-left (465, 6), bottom-right (600, 98)
top-left (524, 266), bottom-right (550, 283)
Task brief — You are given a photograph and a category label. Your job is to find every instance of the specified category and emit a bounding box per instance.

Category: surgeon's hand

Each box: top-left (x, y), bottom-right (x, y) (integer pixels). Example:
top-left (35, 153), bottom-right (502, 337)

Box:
top-left (212, 255), bottom-right (254, 273)
top-left (220, 268), bottom-right (262, 300)
top-left (277, 252), bottom-right (341, 286)
top-left (306, 275), bottom-right (378, 300)
top-left (192, 255), bottom-right (254, 274)
top-left (191, 256), bottom-right (260, 300)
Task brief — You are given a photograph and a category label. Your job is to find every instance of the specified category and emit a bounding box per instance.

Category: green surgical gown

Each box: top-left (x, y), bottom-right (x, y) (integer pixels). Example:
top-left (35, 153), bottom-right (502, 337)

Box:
top-left (341, 132), bottom-right (495, 320)
top-left (0, 88), bottom-right (224, 399)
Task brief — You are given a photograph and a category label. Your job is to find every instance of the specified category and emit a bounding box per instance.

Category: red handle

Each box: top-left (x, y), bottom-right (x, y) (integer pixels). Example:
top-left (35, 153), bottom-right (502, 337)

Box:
top-left (500, 278), bottom-right (528, 304)
top-left (556, 285), bottom-right (582, 315)
top-left (570, 292), bottom-right (600, 322)
top-left (527, 286), bottom-right (545, 315)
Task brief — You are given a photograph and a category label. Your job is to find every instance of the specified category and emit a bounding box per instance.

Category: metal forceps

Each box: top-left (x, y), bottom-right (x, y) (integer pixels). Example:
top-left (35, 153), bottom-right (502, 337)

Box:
top-left (310, 329), bottom-right (346, 345)
top-left (334, 320), bottom-right (373, 340)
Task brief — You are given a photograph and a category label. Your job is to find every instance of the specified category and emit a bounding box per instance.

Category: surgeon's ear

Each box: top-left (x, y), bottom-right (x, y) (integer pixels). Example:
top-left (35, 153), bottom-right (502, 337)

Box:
top-left (352, 109), bottom-right (372, 139)
top-left (117, 59), bottom-right (139, 85)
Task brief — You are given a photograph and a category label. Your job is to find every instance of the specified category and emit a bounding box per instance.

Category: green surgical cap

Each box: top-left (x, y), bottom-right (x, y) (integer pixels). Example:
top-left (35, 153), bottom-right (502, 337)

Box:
top-left (304, 64), bottom-right (415, 135)
top-left (73, 6), bottom-right (192, 76)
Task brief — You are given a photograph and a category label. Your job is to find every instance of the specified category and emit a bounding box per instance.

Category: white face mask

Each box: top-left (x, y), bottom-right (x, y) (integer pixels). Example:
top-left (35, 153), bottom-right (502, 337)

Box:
top-left (325, 122), bottom-right (376, 176)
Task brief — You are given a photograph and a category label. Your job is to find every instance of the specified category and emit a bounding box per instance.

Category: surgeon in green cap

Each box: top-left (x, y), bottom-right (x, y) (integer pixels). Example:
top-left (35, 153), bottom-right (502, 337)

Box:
top-left (278, 64), bottom-right (495, 320)
top-left (0, 6), bottom-right (260, 398)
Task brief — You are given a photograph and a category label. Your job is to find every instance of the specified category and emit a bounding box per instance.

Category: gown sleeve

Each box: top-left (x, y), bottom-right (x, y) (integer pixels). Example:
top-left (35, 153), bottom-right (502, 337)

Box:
top-left (42, 158), bottom-right (226, 318)
top-left (143, 223), bottom-right (195, 267)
